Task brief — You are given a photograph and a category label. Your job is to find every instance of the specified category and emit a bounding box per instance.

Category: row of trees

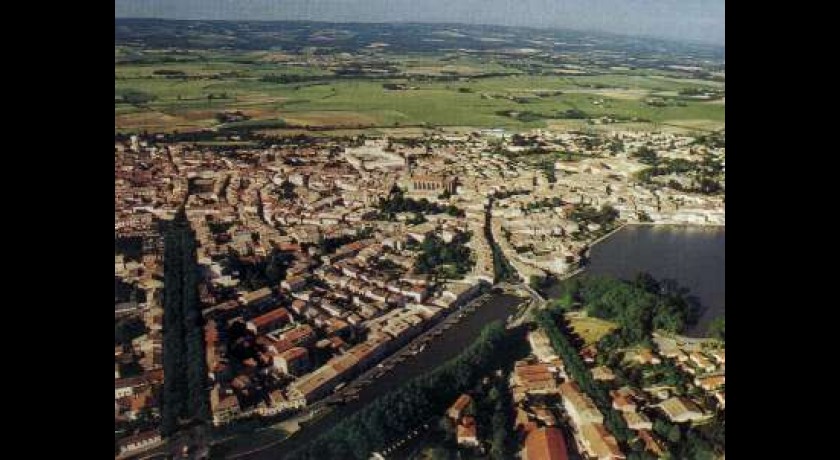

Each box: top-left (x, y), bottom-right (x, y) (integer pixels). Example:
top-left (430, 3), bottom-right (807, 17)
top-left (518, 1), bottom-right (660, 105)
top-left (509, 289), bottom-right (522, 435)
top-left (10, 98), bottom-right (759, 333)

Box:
top-left (569, 204), bottom-right (620, 228)
top-left (436, 375), bottom-right (515, 459)
top-left (483, 378), bottom-right (516, 459)
top-left (708, 316), bottom-right (725, 342)
top-left (534, 309), bottom-right (632, 445)
top-left (285, 322), bottom-right (512, 460)
top-left (377, 186), bottom-right (464, 218)
top-left (485, 198), bottom-right (518, 283)
top-left (161, 211), bottom-right (211, 436)
top-left (541, 314), bottom-right (718, 460)
top-left (523, 196), bottom-right (565, 212)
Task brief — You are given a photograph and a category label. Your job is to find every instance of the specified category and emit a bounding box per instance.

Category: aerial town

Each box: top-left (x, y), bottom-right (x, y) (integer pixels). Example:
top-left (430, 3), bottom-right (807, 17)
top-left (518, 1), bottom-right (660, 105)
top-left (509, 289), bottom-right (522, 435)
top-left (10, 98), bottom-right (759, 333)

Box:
top-left (115, 125), bottom-right (724, 458)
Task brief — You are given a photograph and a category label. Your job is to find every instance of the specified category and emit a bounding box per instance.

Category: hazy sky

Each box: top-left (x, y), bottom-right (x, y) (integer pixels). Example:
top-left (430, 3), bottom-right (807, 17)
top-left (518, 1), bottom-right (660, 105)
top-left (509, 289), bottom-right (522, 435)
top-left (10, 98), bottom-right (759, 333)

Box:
top-left (115, 0), bottom-right (725, 46)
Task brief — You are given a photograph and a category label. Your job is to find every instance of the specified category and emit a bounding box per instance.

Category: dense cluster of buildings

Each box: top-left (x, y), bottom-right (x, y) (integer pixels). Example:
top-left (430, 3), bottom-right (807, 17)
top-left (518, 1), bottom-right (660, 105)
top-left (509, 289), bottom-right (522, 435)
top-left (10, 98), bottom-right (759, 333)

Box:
top-left (653, 334), bottom-right (726, 412)
top-left (115, 128), bottom-right (724, 455)
top-left (115, 135), bottom-right (498, 449)
top-left (489, 130), bottom-right (725, 279)
top-left (436, 320), bottom-right (726, 459)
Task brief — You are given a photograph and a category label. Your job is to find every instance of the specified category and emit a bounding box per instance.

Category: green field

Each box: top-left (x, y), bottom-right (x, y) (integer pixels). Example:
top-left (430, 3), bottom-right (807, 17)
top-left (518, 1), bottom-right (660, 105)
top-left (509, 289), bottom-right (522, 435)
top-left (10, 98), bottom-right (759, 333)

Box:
top-left (115, 49), bottom-right (724, 134)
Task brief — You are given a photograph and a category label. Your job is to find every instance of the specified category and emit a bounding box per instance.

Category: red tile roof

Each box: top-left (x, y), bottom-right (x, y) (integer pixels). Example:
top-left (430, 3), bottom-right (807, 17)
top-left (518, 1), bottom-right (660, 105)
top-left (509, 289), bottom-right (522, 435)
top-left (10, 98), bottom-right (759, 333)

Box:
top-left (251, 307), bottom-right (290, 329)
top-left (525, 427), bottom-right (569, 460)
top-left (449, 394), bottom-right (472, 414)
top-left (280, 347), bottom-right (308, 362)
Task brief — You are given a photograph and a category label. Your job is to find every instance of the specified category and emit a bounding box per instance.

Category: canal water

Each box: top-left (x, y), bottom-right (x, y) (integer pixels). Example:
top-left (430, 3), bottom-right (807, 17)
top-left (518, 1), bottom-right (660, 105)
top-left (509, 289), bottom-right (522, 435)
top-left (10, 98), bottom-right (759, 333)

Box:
top-left (566, 225), bottom-right (725, 337)
top-left (234, 225), bottom-right (724, 458)
top-left (242, 293), bottom-right (525, 459)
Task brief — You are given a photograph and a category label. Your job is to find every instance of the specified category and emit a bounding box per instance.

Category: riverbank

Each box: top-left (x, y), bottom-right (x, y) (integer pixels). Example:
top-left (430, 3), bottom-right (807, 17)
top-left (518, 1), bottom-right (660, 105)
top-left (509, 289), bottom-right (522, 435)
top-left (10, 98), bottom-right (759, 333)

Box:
top-left (220, 293), bottom-right (526, 460)
top-left (581, 223), bottom-right (627, 259)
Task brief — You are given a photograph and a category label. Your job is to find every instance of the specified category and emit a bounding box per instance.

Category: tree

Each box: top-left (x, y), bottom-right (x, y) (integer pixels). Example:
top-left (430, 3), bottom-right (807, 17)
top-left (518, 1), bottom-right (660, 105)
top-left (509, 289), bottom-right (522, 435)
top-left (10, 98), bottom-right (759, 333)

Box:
top-left (285, 323), bottom-right (510, 460)
top-left (529, 275), bottom-right (546, 292)
top-left (161, 210), bottom-right (210, 435)
top-left (488, 386), bottom-right (501, 403)
top-left (535, 309), bottom-right (631, 444)
top-left (667, 424), bottom-right (682, 443)
top-left (708, 316), bottom-right (725, 342)
top-left (438, 417), bottom-right (456, 443)
top-left (427, 447), bottom-right (452, 460)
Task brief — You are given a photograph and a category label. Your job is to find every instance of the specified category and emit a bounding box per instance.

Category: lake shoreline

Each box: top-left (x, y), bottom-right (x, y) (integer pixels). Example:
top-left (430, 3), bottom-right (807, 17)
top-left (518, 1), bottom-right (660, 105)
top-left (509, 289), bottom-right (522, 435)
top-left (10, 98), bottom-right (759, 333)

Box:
top-left (553, 224), bottom-right (725, 338)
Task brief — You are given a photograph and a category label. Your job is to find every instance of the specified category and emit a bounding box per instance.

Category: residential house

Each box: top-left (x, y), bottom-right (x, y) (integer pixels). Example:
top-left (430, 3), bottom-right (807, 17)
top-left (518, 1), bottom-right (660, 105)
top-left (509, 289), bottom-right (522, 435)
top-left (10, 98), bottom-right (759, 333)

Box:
top-left (695, 375), bottom-right (725, 392)
top-left (281, 276), bottom-right (307, 292)
top-left (592, 366), bottom-right (616, 381)
top-left (522, 427), bottom-right (569, 460)
top-left (448, 394), bottom-right (473, 420)
top-left (280, 324), bottom-right (317, 347)
top-left (622, 411), bottom-right (653, 431)
top-left (558, 382), bottom-right (603, 427)
top-left (610, 391), bottom-right (637, 413)
top-left (288, 364), bottom-right (341, 404)
top-left (248, 307), bottom-right (291, 335)
top-left (457, 416), bottom-right (480, 447)
top-left (513, 362), bottom-right (558, 395)
top-left (274, 347), bottom-right (310, 376)
top-left (578, 423), bottom-right (625, 460)
top-left (688, 352), bottom-right (716, 373)
top-left (528, 329), bottom-right (560, 363)
top-left (658, 397), bottom-right (706, 423)
top-left (632, 348), bottom-right (661, 365)
top-left (240, 287), bottom-right (274, 308)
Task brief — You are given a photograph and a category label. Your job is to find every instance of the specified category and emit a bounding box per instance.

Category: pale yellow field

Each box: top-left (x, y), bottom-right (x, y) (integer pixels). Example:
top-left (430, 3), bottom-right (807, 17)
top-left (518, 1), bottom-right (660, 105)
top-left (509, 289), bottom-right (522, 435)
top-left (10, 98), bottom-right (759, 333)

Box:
top-left (404, 65), bottom-right (483, 75)
top-left (281, 111), bottom-right (381, 127)
top-left (256, 52), bottom-right (295, 62)
top-left (552, 69), bottom-right (588, 75)
top-left (566, 313), bottom-right (619, 346)
top-left (544, 119), bottom-right (593, 131)
top-left (115, 110), bottom-right (211, 132)
top-left (563, 89), bottom-right (650, 100)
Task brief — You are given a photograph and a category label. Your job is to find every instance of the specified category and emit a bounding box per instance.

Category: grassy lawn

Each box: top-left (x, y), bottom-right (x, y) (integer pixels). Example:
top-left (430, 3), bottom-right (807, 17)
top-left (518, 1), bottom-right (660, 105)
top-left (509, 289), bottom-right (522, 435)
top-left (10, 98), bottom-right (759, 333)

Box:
top-left (565, 313), bottom-right (619, 346)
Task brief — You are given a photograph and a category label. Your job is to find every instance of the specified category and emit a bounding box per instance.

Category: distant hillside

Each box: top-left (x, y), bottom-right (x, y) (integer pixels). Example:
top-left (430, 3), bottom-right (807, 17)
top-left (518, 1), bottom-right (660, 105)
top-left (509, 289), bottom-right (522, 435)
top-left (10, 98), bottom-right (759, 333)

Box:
top-left (114, 18), bottom-right (724, 61)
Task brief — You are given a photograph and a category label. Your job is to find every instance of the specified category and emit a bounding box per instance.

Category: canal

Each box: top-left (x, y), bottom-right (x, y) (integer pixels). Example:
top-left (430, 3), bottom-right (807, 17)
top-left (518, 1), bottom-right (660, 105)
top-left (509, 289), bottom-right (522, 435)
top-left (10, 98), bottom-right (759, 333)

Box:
top-left (239, 293), bottom-right (525, 459)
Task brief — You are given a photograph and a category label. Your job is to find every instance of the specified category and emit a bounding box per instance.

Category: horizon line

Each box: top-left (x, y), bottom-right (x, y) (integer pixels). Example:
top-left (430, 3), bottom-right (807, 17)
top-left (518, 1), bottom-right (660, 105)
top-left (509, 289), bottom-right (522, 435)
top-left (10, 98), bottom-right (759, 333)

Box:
top-left (114, 16), bottom-right (725, 49)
